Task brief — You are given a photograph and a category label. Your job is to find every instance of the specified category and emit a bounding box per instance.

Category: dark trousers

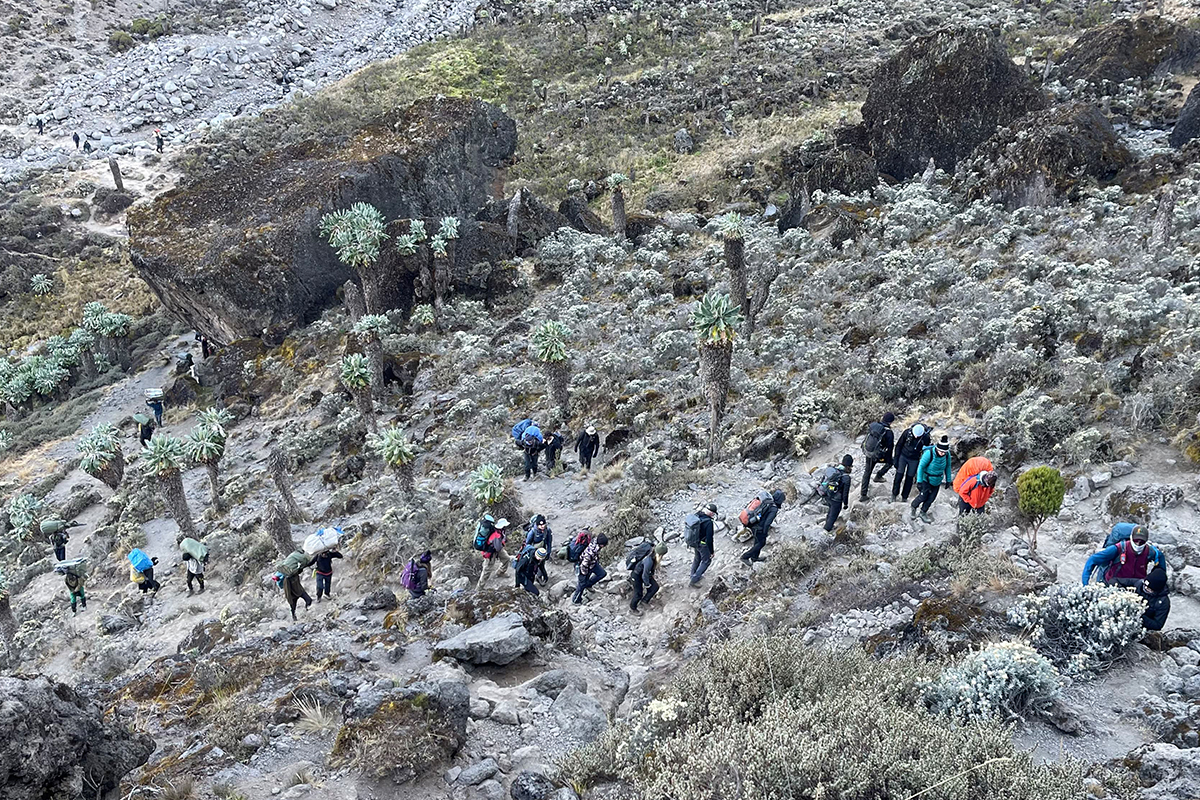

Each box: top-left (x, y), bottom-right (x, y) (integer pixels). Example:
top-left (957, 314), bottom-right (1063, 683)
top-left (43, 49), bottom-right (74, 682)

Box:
top-left (690, 547), bottom-right (713, 584)
top-left (186, 571), bottom-right (205, 592)
top-left (580, 451), bottom-right (593, 470)
top-left (892, 454), bottom-right (919, 500)
top-left (138, 566), bottom-right (160, 593)
top-left (631, 572), bottom-right (659, 610)
top-left (546, 447), bottom-right (560, 471)
top-left (861, 454), bottom-right (893, 499)
top-left (912, 482), bottom-right (943, 514)
top-left (573, 564), bottom-right (606, 601)
top-left (517, 573), bottom-right (541, 596)
top-left (742, 526), bottom-right (768, 561)
top-left (524, 450), bottom-right (539, 479)
top-left (316, 572), bottom-right (332, 598)
top-left (824, 496), bottom-right (844, 532)
top-left (54, 545), bottom-right (66, 561)
top-left (958, 498), bottom-right (983, 516)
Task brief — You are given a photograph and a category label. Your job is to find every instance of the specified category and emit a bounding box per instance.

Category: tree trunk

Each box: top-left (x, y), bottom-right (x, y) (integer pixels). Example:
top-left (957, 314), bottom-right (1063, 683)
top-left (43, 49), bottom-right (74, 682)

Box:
top-left (546, 361), bottom-right (570, 422)
top-left (161, 469), bottom-right (197, 540)
top-left (269, 448), bottom-right (306, 522)
top-left (96, 449), bottom-right (124, 491)
top-left (0, 593), bottom-right (14, 643)
top-left (265, 500), bottom-right (294, 557)
top-left (397, 463), bottom-right (414, 494)
top-left (108, 157), bottom-right (124, 193)
top-left (77, 348), bottom-right (97, 381)
top-left (725, 236), bottom-right (750, 326)
top-left (507, 189), bottom-right (523, 243)
top-left (343, 280), bottom-right (366, 323)
top-left (1149, 187), bottom-right (1175, 252)
top-left (355, 389), bottom-right (377, 433)
top-left (746, 263), bottom-right (780, 337)
top-left (612, 188), bottom-right (626, 242)
top-left (434, 239), bottom-right (455, 315)
top-left (205, 461), bottom-right (222, 512)
top-left (365, 337), bottom-right (386, 401)
top-left (700, 343), bottom-right (732, 463)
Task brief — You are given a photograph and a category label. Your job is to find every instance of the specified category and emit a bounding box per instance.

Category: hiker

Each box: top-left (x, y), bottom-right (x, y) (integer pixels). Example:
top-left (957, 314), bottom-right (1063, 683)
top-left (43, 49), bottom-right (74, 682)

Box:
top-left (630, 543), bottom-right (667, 613)
top-left (572, 532), bottom-right (609, 604)
top-left (146, 395), bottom-right (165, 427)
top-left (891, 422), bottom-right (931, 502)
top-left (36, 117), bottom-right (44, 135)
top-left (477, 517), bottom-right (512, 589)
top-left (42, 518), bottom-right (80, 561)
top-left (129, 550), bottom-right (160, 594)
top-left (182, 550), bottom-right (207, 595)
top-left (511, 417), bottom-right (534, 447)
top-left (283, 569), bottom-right (312, 620)
top-left (911, 435), bottom-right (953, 523)
top-left (155, 129), bottom-right (164, 153)
top-left (515, 546), bottom-right (550, 597)
top-left (519, 421), bottom-right (545, 480)
top-left (313, 548), bottom-right (343, 601)
top-left (65, 571), bottom-right (86, 614)
top-left (953, 456), bottom-right (996, 515)
top-left (741, 490), bottom-right (785, 565)
top-left (860, 412), bottom-right (896, 501)
top-left (524, 514), bottom-right (553, 584)
top-left (543, 429), bottom-right (565, 472)
top-left (83, 140), bottom-right (92, 154)
top-left (72, 131), bottom-right (80, 149)
top-left (1082, 525), bottom-right (1166, 586)
top-left (135, 413), bottom-right (154, 446)
top-left (575, 425), bottom-right (600, 471)
top-left (196, 332), bottom-right (213, 360)
top-left (686, 503), bottom-right (718, 586)
top-left (819, 456), bottom-right (853, 532)
top-left (565, 527), bottom-right (592, 570)
top-left (403, 551), bottom-right (433, 598)
top-left (1138, 567), bottom-right (1170, 632)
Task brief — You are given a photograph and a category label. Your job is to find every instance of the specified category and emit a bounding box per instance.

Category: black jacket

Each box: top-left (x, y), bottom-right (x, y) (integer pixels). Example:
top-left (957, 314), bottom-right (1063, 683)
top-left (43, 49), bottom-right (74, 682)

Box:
top-left (695, 515), bottom-right (715, 553)
top-left (544, 432), bottom-right (564, 457)
top-left (314, 550), bottom-right (343, 574)
top-left (749, 502), bottom-right (780, 536)
top-left (632, 553), bottom-right (658, 583)
top-left (866, 422), bottom-right (895, 460)
top-left (1138, 585), bottom-right (1170, 632)
top-left (831, 470), bottom-right (852, 506)
top-left (514, 548), bottom-right (542, 584)
top-left (575, 431), bottom-right (600, 458)
top-left (411, 564), bottom-right (430, 594)
top-left (894, 426), bottom-right (931, 462)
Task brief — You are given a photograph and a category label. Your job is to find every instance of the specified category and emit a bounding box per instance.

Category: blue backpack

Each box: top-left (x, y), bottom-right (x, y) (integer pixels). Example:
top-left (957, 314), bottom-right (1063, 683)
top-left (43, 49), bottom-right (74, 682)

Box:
top-left (512, 419), bottom-right (533, 443)
top-left (473, 516), bottom-right (496, 551)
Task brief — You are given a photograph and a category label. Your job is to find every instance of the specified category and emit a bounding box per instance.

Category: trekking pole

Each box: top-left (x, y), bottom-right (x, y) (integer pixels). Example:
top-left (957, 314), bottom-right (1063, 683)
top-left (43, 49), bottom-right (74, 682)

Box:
top-left (904, 756), bottom-right (1012, 800)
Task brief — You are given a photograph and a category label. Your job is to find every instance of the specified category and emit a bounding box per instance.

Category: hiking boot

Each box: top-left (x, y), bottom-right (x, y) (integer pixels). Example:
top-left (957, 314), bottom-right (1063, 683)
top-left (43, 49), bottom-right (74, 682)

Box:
top-left (872, 474), bottom-right (886, 483)
top-left (71, 606), bottom-right (77, 615)
top-left (919, 512), bottom-right (933, 524)
top-left (571, 597), bottom-right (583, 605)
top-left (198, 586), bottom-right (205, 594)
top-left (187, 587), bottom-right (194, 596)
top-left (890, 495), bottom-right (899, 503)
top-left (630, 605), bottom-right (642, 616)
top-left (910, 506), bottom-right (918, 520)
top-left (740, 556), bottom-right (753, 567)
top-left (859, 494), bottom-right (868, 503)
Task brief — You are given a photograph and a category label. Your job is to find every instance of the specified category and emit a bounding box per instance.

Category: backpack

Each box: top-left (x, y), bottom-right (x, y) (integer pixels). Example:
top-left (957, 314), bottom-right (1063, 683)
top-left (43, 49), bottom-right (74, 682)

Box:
top-left (400, 559), bottom-right (419, 591)
top-left (473, 516), bottom-right (496, 551)
top-left (278, 550), bottom-right (310, 578)
top-left (817, 466), bottom-right (841, 498)
top-left (738, 490), bottom-right (775, 527)
top-left (522, 430), bottom-right (542, 449)
top-left (684, 512), bottom-right (705, 548)
top-left (626, 541), bottom-right (654, 570)
top-left (512, 418), bottom-right (532, 442)
top-left (1103, 523), bottom-right (1139, 550)
top-left (861, 421), bottom-right (888, 460)
top-left (514, 544), bottom-right (538, 573)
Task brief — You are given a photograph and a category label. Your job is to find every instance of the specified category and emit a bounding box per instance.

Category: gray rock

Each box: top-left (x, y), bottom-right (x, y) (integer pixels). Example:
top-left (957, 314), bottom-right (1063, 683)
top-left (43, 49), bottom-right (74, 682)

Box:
top-left (1170, 648), bottom-right (1200, 668)
top-left (521, 669), bottom-right (587, 700)
top-left (1108, 460), bottom-right (1135, 477)
top-left (511, 770), bottom-right (555, 800)
top-left (1090, 471), bottom-right (1113, 489)
top-left (0, 676), bottom-right (154, 800)
top-left (52, 107), bottom-right (70, 120)
top-left (550, 686), bottom-right (607, 744)
top-left (445, 766), bottom-right (463, 784)
top-left (491, 701), bottom-right (520, 725)
top-left (672, 129), bottom-right (695, 154)
top-left (458, 757), bottom-right (499, 786)
top-left (99, 614), bottom-right (137, 635)
top-left (1130, 741), bottom-right (1200, 799)
top-left (1183, 675), bottom-right (1200, 700)
top-left (434, 612), bottom-right (534, 666)
top-left (551, 790), bottom-right (580, 800)
top-left (241, 733), bottom-right (264, 749)
top-left (360, 588), bottom-right (399, 610)
top-left (477, 779), bottom-right (506, 800)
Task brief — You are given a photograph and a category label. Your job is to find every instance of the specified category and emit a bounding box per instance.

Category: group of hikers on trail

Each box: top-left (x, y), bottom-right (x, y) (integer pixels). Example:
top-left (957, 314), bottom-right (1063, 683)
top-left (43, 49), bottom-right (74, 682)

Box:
top-left (511, 418), bottom-right (601, 478)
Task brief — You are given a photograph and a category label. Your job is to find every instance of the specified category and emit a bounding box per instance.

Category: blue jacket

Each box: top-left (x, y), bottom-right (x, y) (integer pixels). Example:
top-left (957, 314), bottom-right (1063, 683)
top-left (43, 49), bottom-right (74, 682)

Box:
top-left (915, 446), bottom-right (952, 486)
top-left (1082, 543), bottom-right (1164, 585)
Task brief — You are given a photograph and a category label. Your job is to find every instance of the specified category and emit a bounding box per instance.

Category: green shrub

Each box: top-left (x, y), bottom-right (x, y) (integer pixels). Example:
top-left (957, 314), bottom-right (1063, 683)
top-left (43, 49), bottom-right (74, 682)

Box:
top-left (108, 30), bottom-right (134, 52)
top-left (563, 638), bottom-right (1129, 799)
top-left (1016, 466), bottom-right (1065, 548)
top-left (925, 641), bottom-right (1061, 720)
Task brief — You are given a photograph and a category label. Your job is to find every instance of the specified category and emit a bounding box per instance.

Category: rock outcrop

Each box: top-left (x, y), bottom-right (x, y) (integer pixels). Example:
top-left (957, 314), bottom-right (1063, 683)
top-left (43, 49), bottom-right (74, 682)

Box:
top-left (781, 139), bottom-right (879, 195)
top-left (956, 103), bottom-right (1133, 207)
top-left (434, 612), bottom-right (535, 666)
top-left (1059, 17), bottom-right (1200, 85)
top-left (861, 27), bottom-right (1046, 179)
top-left (0, 676), bottom-right (155, 800)
top-left (1171, 84), bottom-right (1200, 149)
top-left (129, 97), bottom-right (517, 342)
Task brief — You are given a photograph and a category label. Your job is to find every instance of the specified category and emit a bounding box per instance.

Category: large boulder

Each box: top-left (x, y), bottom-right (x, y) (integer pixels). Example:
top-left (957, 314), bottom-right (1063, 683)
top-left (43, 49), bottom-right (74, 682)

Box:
top-left (956, 103), bottom-right (1133, 207)
top-left (0, 676), bottom-right (155, 799)
top-left (1059, 17), bottom-right (1200, 85)
top-left (433, 612), bottom-right (534, 666)
top-left (1127, 742), bottom-right (1200, 800)
top-left (861, 27), bottom-right (1046, 179)
top-left (550, 685), bottom-right (608, 744)
top-left (129, 97), bottom-right (517, 343)
top-left (1170, 84), bottom-right (1200, 149)
top-left (780, 139), bottom-right (879, 195)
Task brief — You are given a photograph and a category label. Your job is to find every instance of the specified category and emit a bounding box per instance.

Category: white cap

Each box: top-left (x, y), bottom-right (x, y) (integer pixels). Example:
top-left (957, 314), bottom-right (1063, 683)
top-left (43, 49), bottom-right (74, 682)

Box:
top-left (495, 518), bottom-right (510, 529)
top-left (913, 424), bottom-right (926, 437)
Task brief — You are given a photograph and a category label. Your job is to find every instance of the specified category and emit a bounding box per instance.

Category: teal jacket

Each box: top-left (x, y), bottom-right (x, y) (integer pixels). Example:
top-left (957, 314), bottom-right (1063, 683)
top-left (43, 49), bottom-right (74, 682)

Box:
top-left (916, 445), bottom-right (952, 486)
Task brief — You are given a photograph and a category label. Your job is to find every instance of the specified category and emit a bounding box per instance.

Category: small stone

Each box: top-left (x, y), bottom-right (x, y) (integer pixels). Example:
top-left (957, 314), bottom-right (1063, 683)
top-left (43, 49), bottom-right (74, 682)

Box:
top-left (241, 733), bottom-right (263, 749)
top-left (1090, 472), bottom-right (1112, 489)
top-left (458, 758), bottom-right (498, 786)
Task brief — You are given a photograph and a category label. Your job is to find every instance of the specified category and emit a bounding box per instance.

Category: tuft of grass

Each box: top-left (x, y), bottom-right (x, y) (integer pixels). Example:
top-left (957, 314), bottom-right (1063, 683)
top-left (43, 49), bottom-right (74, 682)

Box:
top-left (293, 696), bottom-right (338, 736)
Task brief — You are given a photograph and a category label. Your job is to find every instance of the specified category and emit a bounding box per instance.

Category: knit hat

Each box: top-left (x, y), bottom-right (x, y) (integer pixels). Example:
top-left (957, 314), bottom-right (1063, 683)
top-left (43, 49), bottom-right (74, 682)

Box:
top-left (654, 543), bottom-right (668, 556)
top-left (935, 435), bottom-right (949, 454)
top-left (772, 489), bottom-right (786, 507)
top-left (1147, 567), bottom-right (1167, 593)
top-left (596, 533), bottom-right (609, 546)
top-left (841, 454), bottom-right (854, 469)
top-left (535, 547), bottom-right (549, 561)
top-left (419, 550), bottom-right (432, 563)
top-left (913, 423), bottom-right (926, 438)
top-left (882, 412), bottom-right (895, 425)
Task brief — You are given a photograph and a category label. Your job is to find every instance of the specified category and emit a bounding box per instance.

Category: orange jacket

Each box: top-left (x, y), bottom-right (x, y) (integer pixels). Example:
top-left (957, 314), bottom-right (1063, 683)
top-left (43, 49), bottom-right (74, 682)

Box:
top-left (953, 457), bottom-right (995, 509)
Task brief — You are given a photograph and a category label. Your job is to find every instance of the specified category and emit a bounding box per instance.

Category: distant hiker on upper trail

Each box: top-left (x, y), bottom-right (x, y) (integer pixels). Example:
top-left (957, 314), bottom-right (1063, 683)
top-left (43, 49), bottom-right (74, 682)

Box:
top-left (629, 542), bottom-right (667, 614)
top-left (476, 516), bottom-right (511, 589)
top-left (512, 418), bottom-right (545, 480)
top-left (1138, 567), bottom-right (1171, 632)
top-left (911, 434), bottom-right (953, 524)
top-left (818, 455), bottom-right (853, 532)
top-left (402, 551), bottom-right (433, 599)
top-left (83, 140), bottom-right (92, 153)
top-left (128, 549), bottom-right (160, 594)
top-left (685, 503), bottom-right (718, 586)
top-left (515, 545), bottom-right (549, 597)
top-left (891, 422), bottom-right (930, 503)
top-left (575, 425), bottom-right (600, 471)
top-left (182, 549), bottom-right (207, 595)
top-left (543, 428), bottom-right (565, 472)
top-left (135, 413), bottom-right (154, 446)
top-left (1083, 524), bottom-right (1166, 587)
top-left (572, 532), bottom-right (609, 604)
top-left (72, 131), bottom-right (80, 149)
top-left (146, 394), bottom-right (165, 427)
top-left (36, 117), bottom-right (44, 135)
top-left (313, 548), bottom-right (343, 601)
top-left (860, 412), bottom-right (895, 502)
top-left (42, 518), bottom-right (80, 562)
top-left (155, 129), bottom-right (164, 153)
top-left (953, 457), bottom-right (996, 515)
top-left (741, 489), bottom-right (785, 566)
top-left (524, 514), bottom-right (553, 584)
